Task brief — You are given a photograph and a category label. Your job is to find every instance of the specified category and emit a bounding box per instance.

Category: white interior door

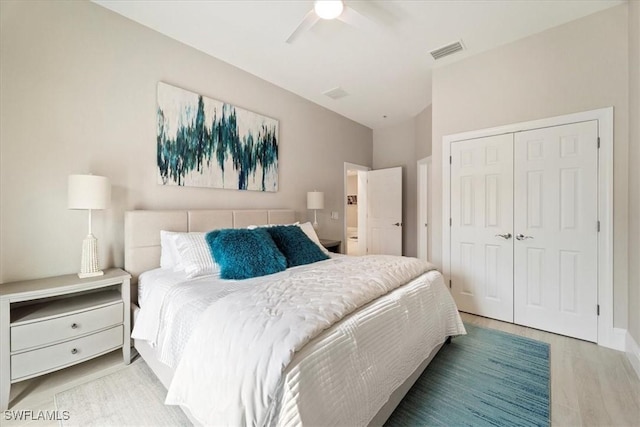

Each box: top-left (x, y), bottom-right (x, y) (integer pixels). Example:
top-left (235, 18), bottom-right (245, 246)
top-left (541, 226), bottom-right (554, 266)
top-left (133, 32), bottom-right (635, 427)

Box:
top-left (417, 157), bottom-right (431, 261)
top-left (450, 134), bottom-right (514, 322)
top-left (367, 167), bottom-right (402, 255)
top-left (514, 121), bottom-right (599, 342)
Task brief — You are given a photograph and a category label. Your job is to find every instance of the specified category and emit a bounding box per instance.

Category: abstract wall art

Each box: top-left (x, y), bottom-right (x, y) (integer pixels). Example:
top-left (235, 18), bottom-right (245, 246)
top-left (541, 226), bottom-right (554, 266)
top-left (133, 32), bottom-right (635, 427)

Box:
top-left (156, 82), bottom-right (279, 192)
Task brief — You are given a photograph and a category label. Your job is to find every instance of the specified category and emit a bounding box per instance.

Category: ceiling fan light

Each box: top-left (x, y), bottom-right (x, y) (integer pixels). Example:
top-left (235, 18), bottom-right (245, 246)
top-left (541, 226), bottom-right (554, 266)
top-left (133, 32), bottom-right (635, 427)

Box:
top-left (314, 0), bottom-right (344, 20)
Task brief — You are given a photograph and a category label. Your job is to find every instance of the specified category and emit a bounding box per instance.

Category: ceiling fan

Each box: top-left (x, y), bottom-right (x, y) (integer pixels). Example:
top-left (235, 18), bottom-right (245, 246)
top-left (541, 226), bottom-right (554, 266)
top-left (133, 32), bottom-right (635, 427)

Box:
top-left (286, 0), bottom-right (376, 44)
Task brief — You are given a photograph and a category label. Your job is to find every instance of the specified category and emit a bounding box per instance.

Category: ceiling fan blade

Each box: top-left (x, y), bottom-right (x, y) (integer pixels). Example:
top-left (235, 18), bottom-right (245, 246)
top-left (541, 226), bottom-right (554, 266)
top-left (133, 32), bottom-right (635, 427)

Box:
top-left (285, 9), bottom-right (320, 44)
top-left (337, 6), bottom-right (378, 32)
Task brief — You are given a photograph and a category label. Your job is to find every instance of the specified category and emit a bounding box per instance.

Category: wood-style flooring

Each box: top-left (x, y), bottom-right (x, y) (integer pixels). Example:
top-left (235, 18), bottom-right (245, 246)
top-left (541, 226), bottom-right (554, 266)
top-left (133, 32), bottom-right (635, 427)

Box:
top-left (461, 312), bottom-right (640, 426)
top-left (4, 313), bottom-right (639, 426)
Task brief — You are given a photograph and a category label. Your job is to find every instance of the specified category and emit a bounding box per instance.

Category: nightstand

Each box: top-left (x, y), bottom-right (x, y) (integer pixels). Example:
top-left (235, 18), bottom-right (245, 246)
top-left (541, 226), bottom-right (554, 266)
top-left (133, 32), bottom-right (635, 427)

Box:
top-left (319, 239), bottom-right (342, 253)
top-left (0, 268), bottom-right (131, 410)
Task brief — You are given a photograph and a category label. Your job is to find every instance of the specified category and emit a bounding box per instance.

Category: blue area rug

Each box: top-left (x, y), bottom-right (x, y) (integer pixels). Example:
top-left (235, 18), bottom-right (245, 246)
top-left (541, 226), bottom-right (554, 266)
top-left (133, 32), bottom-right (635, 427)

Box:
top-left (386, 323), bottom-right (550, 427)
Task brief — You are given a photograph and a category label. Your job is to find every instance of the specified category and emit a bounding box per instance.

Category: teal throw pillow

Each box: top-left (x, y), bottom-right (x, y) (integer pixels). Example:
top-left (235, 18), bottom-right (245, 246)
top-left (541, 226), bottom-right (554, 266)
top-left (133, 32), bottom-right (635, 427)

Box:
top-left (266, 225), bottom-right (330, 268)
top-left (205, 228), bottom-right (287, 280)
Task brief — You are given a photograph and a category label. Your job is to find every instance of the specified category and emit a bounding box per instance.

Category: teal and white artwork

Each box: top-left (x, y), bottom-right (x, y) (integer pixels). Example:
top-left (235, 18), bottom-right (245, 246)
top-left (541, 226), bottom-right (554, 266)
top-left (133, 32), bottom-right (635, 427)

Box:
top-left (157, 82), bottom-right (279, 192)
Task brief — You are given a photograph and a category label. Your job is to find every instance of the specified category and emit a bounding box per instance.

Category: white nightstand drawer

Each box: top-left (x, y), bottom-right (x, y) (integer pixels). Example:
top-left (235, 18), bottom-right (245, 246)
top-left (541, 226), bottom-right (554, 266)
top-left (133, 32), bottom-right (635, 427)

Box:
top-left (11, 301), bottom-right (123, 352)
top-left (11, 325), bottom-right (123, 381)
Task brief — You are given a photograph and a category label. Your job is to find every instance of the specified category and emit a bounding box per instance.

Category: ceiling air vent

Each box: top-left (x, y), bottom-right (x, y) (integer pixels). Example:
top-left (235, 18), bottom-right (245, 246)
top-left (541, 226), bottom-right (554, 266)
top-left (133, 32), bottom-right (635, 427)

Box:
top-left (323, 87), bottom-right (349, 100)
top-left (430, 40), bottom-right (464, 60)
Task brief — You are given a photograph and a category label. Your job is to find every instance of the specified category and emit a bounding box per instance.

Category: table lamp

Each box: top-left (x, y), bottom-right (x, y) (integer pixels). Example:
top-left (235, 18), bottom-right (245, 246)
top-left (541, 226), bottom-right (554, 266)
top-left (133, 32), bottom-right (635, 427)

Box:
top-left (307, 191), bottom-right (324, 230)
top-left (68, 174), bottom-right (111, 278)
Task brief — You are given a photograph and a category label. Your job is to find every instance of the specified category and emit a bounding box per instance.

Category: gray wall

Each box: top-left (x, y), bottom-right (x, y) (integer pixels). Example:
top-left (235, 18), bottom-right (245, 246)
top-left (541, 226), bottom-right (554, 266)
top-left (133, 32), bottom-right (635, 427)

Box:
top-left (0, 0), bottom-right (372, 283)
top-left (373, 120), bottom-right (415, 256)
top-left (415, 105), bottom-right (432, 160)
top-left (373, 104), bottom-right (432, 257)
top-left (431, 4), bottom-right (630, 328)
top-left (415, 105), bottom-right (433, 259)
top-left (628, 0), bottom-right (640, 344)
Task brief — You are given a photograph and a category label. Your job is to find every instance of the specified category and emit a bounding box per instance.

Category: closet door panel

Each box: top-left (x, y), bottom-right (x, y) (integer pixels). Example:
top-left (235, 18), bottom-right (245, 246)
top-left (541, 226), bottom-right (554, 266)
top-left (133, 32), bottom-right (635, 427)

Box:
top-left (513, 121), bottom-right (598, 342)
top-left (450, 134), bottom-right (514, 322)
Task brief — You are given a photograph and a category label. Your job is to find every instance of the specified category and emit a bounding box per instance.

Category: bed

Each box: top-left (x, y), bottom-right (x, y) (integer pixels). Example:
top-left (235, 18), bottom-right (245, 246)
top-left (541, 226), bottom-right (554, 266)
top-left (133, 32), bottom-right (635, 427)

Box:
top-left (124, 209), bottom-right (465, 426)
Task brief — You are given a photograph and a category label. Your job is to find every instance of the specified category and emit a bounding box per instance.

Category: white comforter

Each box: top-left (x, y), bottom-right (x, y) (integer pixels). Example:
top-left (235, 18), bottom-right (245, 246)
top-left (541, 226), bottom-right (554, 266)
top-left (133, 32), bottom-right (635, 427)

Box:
top-left (154, 255), bottom-right (464, 426)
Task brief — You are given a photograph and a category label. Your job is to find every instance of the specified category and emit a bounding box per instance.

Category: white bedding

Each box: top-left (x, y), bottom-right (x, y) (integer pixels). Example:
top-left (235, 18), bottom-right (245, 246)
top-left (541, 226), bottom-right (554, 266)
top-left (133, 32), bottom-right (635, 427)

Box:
top-left (133, 258), bottom-right (341, 368)
top-left (133, 255), bottom-right (465, 426)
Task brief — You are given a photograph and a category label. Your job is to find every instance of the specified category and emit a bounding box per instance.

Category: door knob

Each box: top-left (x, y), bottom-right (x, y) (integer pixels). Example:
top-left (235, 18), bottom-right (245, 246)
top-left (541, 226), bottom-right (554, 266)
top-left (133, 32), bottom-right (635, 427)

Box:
top-left (393, 222), bottom-right (402, 227)
top-left (495, 233), bottom-right (512, 239)
top-left (516, 234), bottom-right (534, 240)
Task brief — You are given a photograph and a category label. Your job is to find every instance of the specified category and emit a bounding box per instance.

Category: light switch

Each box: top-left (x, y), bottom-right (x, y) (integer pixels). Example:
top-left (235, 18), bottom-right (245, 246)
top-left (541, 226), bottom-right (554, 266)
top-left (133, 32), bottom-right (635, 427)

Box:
top-left (331, 211), bottom-right (339, 220)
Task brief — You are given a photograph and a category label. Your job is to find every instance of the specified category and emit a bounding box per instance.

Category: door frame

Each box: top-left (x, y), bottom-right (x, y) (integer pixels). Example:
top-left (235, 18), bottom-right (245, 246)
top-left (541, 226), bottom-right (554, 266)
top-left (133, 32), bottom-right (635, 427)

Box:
top-left (442, 107), bottom-right (617, 349)
top-left (343, 162), bottom-right (370, 254)
top-left (417, 156), bottom-right (431, 261)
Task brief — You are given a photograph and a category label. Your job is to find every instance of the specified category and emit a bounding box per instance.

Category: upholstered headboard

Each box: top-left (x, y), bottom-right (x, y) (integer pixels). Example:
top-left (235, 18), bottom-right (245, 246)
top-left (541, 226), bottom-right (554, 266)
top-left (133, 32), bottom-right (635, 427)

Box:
top-left (124, 209), bottom-right (297, 298)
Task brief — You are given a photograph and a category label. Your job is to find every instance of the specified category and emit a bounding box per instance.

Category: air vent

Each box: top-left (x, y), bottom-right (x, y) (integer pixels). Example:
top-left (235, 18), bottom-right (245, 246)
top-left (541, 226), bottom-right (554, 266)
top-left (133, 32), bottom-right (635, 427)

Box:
top-left (323, 87), bottom-right (349, 100)
top-left (430, 40), bottom-right (464, 60)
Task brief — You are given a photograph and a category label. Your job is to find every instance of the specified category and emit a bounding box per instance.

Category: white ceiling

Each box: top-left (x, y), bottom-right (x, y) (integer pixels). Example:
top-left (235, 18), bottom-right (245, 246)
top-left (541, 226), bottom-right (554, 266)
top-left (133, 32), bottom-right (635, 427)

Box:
top-left (94, 0), bottom-right (624, 129)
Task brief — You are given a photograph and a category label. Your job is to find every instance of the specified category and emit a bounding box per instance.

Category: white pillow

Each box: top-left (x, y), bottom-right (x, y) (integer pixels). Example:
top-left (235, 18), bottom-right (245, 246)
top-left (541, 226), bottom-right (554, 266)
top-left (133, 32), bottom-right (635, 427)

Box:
top-left (160, 230), bottom-right (182, 270)
top-left (298, 222), bottom-right (330, 255)
top-left (247, 221), bottom-right (299, 229)
top-left (173, 232), bottom-right (220, 278)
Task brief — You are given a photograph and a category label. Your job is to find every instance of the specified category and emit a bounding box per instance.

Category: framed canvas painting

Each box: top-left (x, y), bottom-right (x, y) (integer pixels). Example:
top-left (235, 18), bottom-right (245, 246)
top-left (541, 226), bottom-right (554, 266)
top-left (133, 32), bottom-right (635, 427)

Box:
top-left (156, 82), bottom-right (279, 192)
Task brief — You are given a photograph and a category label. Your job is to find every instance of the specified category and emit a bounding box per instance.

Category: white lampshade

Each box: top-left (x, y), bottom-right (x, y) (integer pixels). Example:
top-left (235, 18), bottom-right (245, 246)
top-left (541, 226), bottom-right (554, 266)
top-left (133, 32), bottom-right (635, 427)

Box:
top-left (307, 191), bottom-right (325, 210)
top-left (68, 175), bottom-right (111, 210)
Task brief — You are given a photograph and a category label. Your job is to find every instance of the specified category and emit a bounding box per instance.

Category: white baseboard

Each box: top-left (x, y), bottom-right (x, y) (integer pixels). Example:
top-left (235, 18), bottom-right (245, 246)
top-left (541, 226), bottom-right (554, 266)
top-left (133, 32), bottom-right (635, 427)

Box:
top-left (626, 331), bottom-right (640, 380)
top-left (607, 327), bottom-right (628, 351)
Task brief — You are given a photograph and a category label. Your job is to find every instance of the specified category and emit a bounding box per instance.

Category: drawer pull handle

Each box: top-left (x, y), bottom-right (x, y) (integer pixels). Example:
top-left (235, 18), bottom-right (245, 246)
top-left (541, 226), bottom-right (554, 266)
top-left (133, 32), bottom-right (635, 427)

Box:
top-left (71, 348), bottom-right (78, 355)
top-left (71, 323), bottom-right (78, 329)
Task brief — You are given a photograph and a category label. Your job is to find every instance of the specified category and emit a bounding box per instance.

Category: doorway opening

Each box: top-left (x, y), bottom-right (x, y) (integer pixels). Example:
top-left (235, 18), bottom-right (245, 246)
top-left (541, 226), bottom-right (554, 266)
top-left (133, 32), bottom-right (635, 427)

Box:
top-left (346, 170), bottom-right (359, 254)
top-left (344, 162), bottom-right (369, 255)
top-left (344, 163), bottom-right (403, 256)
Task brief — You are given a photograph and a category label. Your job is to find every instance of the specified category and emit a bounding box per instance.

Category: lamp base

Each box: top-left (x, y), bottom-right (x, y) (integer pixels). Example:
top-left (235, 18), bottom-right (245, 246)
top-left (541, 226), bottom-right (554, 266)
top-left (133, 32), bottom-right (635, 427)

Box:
top-left (79, 233), bottom-right (102, 279)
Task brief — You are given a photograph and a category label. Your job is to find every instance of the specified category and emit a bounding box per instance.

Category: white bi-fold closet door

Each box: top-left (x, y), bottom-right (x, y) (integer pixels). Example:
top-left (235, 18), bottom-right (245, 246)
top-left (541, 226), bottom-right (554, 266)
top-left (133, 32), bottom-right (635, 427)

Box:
top-left (450, 120), bottom-right (599, 342)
